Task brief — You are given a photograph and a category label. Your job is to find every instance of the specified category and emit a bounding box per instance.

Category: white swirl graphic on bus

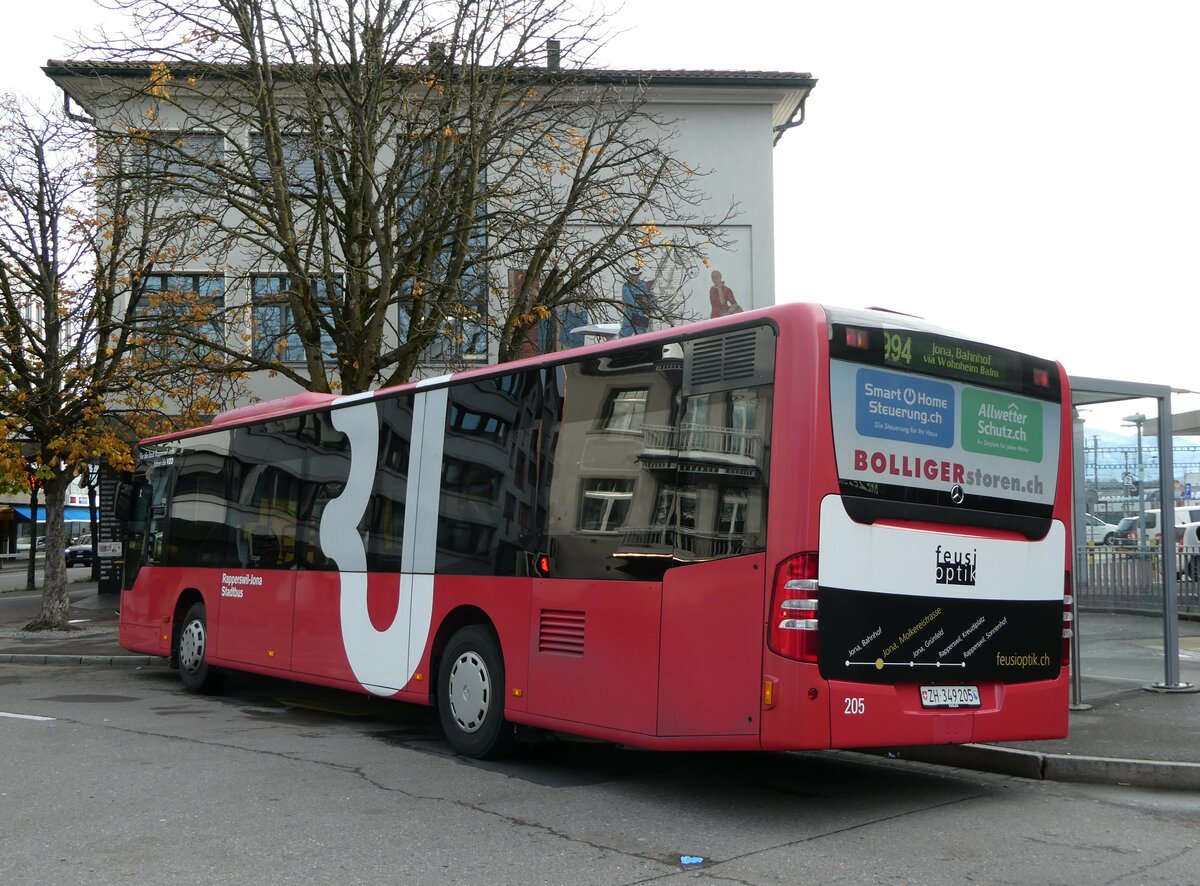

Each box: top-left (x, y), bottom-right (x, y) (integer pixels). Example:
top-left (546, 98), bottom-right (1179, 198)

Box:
top-left (320, 397), bottom-right (432, 696)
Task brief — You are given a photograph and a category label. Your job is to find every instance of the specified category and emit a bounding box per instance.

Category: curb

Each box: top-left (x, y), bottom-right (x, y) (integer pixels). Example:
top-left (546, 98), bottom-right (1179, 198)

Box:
top-left (0, 654), bottom-right (167, 667)
top-left (891, 743), bottom-right (1200, 791)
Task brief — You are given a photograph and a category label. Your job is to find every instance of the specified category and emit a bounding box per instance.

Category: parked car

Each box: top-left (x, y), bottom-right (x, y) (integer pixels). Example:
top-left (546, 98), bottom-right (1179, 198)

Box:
top-left (1113, 515), bottom-right (1142, 547)
top-left (1085, 514), bottom-right (1120, 546)
top-left (63, 535), bottom-right (94, 568)
top-left (15, 537), bottom-right (46, 554)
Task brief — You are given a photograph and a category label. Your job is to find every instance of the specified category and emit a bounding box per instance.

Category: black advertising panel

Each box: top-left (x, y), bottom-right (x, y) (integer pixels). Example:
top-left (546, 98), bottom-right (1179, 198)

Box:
top-left (818, 588), bottom-right (1062, 684)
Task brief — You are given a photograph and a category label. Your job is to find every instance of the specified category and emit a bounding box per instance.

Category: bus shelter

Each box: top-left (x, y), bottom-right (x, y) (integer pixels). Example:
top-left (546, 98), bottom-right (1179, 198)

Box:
top-left (1070, 376), bottom-right (1196, 698)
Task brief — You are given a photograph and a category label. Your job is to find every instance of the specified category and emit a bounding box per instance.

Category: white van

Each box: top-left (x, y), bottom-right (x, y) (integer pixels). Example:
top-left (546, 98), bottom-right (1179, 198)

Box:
top-left (1116, 506), bottom-right (1200, 547)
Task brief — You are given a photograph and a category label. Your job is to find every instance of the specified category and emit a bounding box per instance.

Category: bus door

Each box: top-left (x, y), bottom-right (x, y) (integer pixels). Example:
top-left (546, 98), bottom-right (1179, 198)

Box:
top-left (214, 425), bottom-right (302, 670)
top-left (123, 459), bottom-right (173, 588)
top-left (119, 457), bottom-right (175, 635)
top-left (654, 379), bottom-right (770, 738)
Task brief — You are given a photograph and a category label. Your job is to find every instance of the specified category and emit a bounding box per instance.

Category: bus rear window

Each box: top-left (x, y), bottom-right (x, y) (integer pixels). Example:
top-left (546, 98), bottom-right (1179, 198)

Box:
top-left (827, 323), bottom-right (1062, 538)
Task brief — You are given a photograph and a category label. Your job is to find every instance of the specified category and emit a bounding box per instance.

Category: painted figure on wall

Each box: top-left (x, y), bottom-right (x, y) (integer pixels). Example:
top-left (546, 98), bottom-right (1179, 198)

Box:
top-left (708, 270), bottom-right (740, 318)
top-left (621, 267), bottom-right (656, 336)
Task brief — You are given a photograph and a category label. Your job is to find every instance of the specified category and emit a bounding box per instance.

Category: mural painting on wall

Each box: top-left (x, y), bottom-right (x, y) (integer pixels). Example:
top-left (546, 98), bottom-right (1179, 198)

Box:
top-left (616, 227), bottom-right (751, 336)
top-left (509, 227), bottom-right (753, 352)
top-left (707, 270), bottom-right (741, 318)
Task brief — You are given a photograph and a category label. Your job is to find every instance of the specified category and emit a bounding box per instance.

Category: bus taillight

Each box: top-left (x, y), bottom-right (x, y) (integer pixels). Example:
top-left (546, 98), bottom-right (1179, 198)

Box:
top-left (844, 327), bottom-right (870, 349)
top-left (1062, 573), bottom-right (1073, 668)
top-left (770, 553), bottom-right (819, 662)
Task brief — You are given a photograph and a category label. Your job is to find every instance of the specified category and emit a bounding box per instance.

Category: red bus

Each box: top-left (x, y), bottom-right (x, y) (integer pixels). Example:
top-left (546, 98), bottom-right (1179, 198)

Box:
top-left (117, 302), bottom-right (1072, 757)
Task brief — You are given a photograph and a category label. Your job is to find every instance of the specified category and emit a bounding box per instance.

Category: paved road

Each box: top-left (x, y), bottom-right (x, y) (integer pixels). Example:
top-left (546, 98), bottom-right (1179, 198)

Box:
top-left (1, 665), bottom-right (1199, 885)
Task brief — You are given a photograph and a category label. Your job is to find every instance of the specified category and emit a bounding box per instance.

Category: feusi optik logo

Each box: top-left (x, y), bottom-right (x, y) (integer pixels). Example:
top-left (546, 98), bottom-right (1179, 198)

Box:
top-left (935, 545), bottom-right (977, 586)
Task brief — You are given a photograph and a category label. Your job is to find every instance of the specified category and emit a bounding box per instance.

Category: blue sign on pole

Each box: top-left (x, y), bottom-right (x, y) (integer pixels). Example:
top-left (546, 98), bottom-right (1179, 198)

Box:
top-left (1186, 482), bottom-right (1193, 500)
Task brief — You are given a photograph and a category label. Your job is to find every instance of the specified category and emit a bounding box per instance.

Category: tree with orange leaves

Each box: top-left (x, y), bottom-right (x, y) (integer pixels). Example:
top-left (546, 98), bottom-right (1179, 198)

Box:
top-left (0, 94), bottom-right (242, 630)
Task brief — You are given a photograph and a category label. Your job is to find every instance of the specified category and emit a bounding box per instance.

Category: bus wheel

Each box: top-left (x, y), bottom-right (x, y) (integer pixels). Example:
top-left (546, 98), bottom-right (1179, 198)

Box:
top-left (177, 601), bottom-right (217, 693)
top-left (438, 625), bottom-right (515, 759)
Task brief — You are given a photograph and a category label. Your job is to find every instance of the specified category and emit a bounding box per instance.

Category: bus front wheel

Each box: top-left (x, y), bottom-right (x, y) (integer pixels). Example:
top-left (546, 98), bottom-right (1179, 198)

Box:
top-left (177, 601), bottom-right (218, 693)
top-left (438, 625), bottom-right (515, 759)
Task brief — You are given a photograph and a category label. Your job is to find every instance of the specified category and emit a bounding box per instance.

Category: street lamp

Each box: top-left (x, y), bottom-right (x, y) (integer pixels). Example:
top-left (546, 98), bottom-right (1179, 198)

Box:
top-left (1123, 413), bottom-right (1146, 548)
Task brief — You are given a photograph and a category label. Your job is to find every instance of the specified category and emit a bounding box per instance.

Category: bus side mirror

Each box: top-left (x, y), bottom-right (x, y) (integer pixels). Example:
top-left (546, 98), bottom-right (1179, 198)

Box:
top-left (114, 482), bottom-right (134, 522)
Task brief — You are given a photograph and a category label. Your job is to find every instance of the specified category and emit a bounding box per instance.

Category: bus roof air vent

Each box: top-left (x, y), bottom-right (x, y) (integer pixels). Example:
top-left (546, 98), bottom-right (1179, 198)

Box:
top-left (682, 326), bottom-right (774, 396)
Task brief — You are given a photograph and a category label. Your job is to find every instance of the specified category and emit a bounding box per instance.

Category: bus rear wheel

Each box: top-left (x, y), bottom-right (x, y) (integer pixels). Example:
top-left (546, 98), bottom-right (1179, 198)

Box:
top-left (177, 601), bottom-right (218, 693)
top-left (438, 625), bottom-right (514, 759)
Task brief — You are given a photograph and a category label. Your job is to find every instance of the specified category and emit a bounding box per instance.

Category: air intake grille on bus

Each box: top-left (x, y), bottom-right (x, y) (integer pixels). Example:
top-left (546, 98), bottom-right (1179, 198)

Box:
top-left (683, 326), bottom-right (774, 395)
top-left (538, 609), bottom-right (586, 656)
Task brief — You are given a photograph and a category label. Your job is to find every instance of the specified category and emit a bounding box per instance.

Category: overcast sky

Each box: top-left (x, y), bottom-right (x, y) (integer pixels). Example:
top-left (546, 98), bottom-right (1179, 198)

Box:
top-left (4, 1), bottom-right (1197, 436)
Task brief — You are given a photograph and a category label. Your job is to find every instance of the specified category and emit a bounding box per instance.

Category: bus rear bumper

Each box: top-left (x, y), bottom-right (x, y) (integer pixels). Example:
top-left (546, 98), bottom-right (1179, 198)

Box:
top-left (760, 655), bottom-right (1069, 750)
top-left (826, 673), bottom-right (1070, 749)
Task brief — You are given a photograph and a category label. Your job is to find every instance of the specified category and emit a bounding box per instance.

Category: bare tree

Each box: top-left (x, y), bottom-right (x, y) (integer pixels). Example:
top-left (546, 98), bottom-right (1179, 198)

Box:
top-left (67, 0), bottom-right (733, 393)
top-left (0, 94), bottom-right (241, 629)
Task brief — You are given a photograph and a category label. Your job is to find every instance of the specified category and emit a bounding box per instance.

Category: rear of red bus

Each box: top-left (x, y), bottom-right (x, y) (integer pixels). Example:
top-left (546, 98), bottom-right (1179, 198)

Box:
top-left (761, 305), bottom-right (1071, 751)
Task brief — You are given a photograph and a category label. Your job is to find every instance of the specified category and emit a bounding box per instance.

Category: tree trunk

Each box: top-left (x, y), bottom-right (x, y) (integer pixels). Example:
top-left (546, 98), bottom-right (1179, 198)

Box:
top-left (25, 474), bottom-right (72, 632)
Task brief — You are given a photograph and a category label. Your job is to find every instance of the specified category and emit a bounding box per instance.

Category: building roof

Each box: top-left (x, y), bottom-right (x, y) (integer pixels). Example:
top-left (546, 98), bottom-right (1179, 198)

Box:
top-left (43, 59), bottom-right (817, 143)
top-left (44, 58), bottom-right (813, 85)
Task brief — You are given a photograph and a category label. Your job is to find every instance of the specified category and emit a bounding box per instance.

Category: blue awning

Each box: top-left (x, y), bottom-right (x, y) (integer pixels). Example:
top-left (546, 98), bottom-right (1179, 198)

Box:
top-left (11, 506), bottom-right (92, 523)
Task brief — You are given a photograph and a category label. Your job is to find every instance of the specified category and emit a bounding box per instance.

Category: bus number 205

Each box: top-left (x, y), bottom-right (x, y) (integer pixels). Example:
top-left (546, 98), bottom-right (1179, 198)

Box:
top-left (844, 697), bottom-right (866, 715)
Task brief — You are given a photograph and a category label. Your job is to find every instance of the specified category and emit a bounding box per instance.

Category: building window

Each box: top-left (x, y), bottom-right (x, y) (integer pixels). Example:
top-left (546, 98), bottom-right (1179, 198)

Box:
top-left (140, 274), bottom-right (225, 351)
top-left (146, 132), bottom-right (222, 188)
top-left (579, 478), bottom-right (635, 533)
top-left (682, 394), bottom-right (711, 428)
top-left (248, 133), bottom-right (316, 187)
top-left (437, 519), bottom-right (496, 557)
top-left (730, 389), bottom-right (758, 433)
top-left (252, 275), bottom-right (339, 363)
top-left (652, 483), bottom-right (697, 532)
top-left (603, 388), bottom-right (649, 432)
top-left (447, 404), bottom-right (512, 445)
top-left (717, 490), bottom-right (748, 536)
top-left (442, 456), bottom-right (502, 502)
top-left (424, 287), bottom-right (488, 362)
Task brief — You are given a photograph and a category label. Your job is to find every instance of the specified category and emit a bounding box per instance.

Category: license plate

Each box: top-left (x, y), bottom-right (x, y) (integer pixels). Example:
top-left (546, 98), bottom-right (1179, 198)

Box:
top-left (920, 685), bottom-right (981, 708)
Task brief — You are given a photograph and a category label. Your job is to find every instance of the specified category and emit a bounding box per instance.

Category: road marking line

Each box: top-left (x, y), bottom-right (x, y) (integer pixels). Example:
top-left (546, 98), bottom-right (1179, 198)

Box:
top-left (0, 711), bottom-right (56, 722)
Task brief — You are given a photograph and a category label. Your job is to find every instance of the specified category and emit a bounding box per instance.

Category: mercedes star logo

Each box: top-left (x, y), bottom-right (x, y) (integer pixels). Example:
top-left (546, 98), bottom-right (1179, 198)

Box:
top-left (950, 484), bottom-right (965, 505)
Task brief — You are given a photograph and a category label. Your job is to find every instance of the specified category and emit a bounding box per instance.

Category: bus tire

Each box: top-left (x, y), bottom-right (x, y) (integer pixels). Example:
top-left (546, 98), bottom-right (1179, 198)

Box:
top-left (177, 601), bottom-right (217, 693)
top-left (438, 625), bottom-right (514, 759)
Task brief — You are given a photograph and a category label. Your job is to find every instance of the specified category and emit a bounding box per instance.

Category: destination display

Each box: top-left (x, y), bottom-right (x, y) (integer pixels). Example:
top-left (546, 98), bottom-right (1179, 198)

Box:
top-left (830, 323), bottom-right (1061, 398)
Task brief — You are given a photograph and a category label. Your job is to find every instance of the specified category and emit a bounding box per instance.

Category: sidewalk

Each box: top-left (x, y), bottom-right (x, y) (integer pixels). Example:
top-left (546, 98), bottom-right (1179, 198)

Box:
top-left (0, 580), bottom-right (159, 665)
top-left (2, 585), bottom-right (1199, 788)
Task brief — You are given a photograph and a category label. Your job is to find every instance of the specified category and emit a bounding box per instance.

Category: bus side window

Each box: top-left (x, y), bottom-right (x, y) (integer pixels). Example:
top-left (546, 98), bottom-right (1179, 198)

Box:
top-left (436, 372), bottom-right (541, 577)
